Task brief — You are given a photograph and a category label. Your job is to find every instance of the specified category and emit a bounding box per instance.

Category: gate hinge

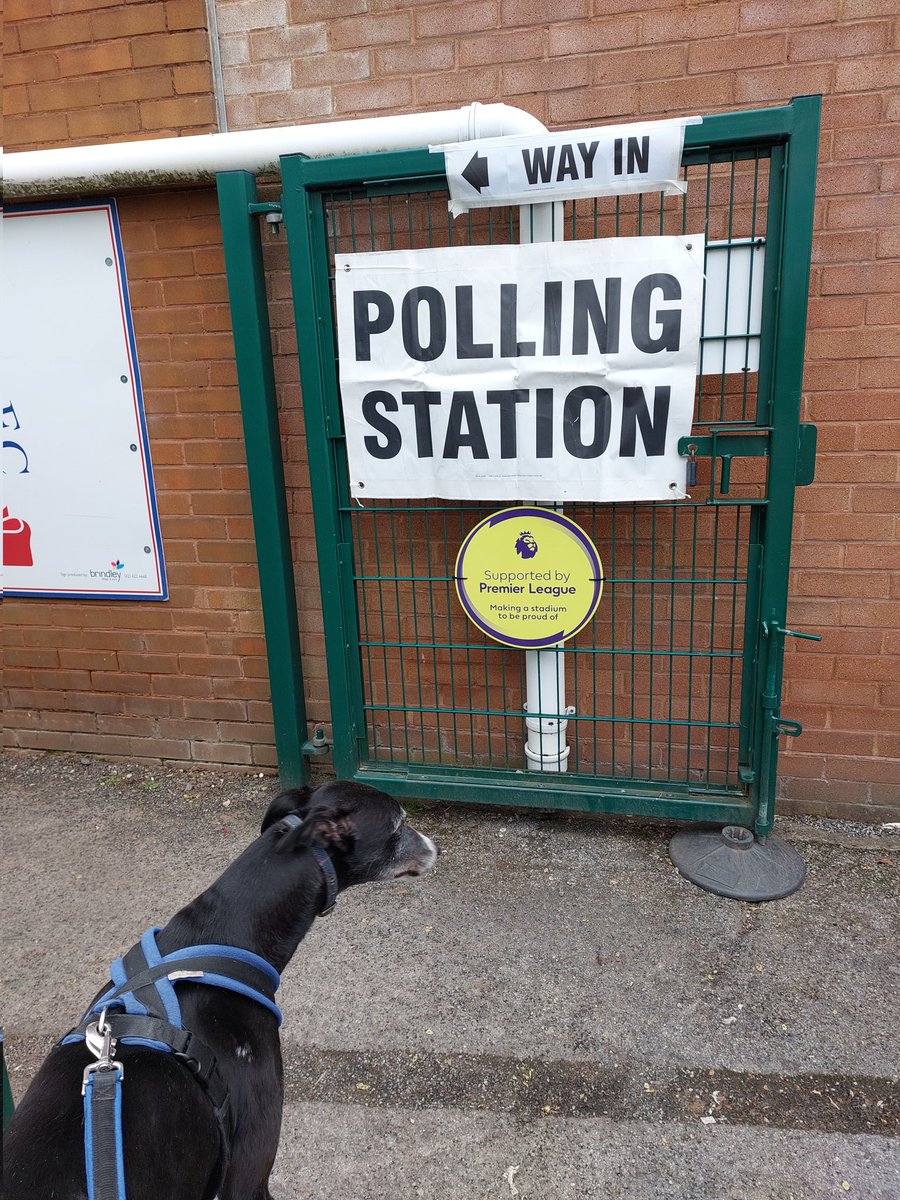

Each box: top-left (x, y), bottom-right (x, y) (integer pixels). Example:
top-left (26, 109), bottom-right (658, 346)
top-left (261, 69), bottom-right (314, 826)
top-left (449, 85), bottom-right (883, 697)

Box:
top-left (771, 716), bottom-right (803, 738)
top-left (795, 423), bottom-right (817, 486)
top-left (248, 200), bottom-right (283, 236)
top-left (302, 727), bottom-right (332, 757)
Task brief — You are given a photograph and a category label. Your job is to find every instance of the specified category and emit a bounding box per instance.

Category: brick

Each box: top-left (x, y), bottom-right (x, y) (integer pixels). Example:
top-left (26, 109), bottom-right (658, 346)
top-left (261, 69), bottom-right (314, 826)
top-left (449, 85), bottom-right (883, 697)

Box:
top-left (548, 15), bottom-right (639, 57)
top-left (639, 73), bottom-right (733, 116)
top-left (50, 0), bottom-right (122, 10)
top-left (56, 40), bottom-right (132, 76)
top-left (501, 0), bottom-right (589, 23)
top-left (173, 63), bottom-right (215, 94)
top-left (821, 261), bottom-right (900, 295)
top-left (826, 193), bottom-right (900, 230)
top-left (811, 230), bottom-right (875, 264)
top-left (330, 10), bottom-right (412, 50)
top-left (417, 67), bottom-right (501, 108)
top-left (788, 20), bottom-right (889, 61)
top-left (6, 0), bottom-right (52, 16)
top-left (294, 49), bottom-right (372, 86)
top-left (644, 1), bottom-right (740, 43)
top-left (4, 86), bottom-right (29, 116)
top-left (191, 741), bottom-right (253, 764)
top-left (795, 570), bottom-right (889, 599)
top-left (223, 60), bottom-right (292, 95)
top-left (67, 105), bottom-right (142, 140)
top-left (816, 162), bottom-right (880, 198)
top-left (141, 95), bottom-right (216, 131)
top-left (5, 110), bottom-right (69, 150)
top-left (215, 0), bottom-right (286, 35)
top-left (503, 57), bottom-right (593, 96)
top-left (802, 514), bottom-right (895, 544)
top-left (16, 14), bottom-right (92, 50)
top-left (836, 54), bottom-right (900, 92)
top-left (688, 31), bottom-right (786, 74)
top-left (838, 600), bottom-right (900, 629)
top-left (256, 88), bottom-right (334, 123)
top-left (859, 359), bottom-right (900, 389)
top-left (91, 5), bottom-right (167, 40)
top-left (333, 77), bottom-right (414, 115)
top-left (289, 0), bottom-right (365, 18)
top-left (813, 456), bottom-right (896, 484)
top-left (185, 699), bottom-right (248, 721)
top-left (131, 30), bottom-right (210, 68)
top-left (4, 51), bottom-right (59, 85)
top-left (832, 124), bottom-right (899, 162)
top-left (58, 649), bottom-right (118, 671)
top-left (857, 422), bottom-right (900, 451)
top-left (248, 23), bottom-right (327, 59)
top-left (850, 487), bottom-right (900, 514)
top-left (99, 70), bottom-right (174, 103)
top-left (739, 0), bottom-right (840, 29)
top-left (165, 0), bottom-right (209, 31)
top-left (866, 296), bottom-right (900, 326)
top-left (821, 91), bottom-right (884, 130)
top-left (457, 27), bottom-right (545, 69)
top-left (733, 63), bottom-right (834, 104)
top-left (97, 715), bottom-right (157, 738)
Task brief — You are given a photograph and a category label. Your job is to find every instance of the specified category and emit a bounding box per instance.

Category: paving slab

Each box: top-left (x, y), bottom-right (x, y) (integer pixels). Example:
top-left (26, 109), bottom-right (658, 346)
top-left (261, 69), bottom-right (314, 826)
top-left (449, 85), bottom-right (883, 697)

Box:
top-left (2, 750), bottom-right (897, 1199)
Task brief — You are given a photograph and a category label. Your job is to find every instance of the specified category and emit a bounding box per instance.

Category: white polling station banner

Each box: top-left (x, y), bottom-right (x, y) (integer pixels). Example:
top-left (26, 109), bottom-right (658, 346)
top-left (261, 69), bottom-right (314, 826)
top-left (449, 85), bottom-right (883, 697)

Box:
top-left (2, 200), bottom-right (167, 599)
top-left (334, 235), bottom-right (705, 502)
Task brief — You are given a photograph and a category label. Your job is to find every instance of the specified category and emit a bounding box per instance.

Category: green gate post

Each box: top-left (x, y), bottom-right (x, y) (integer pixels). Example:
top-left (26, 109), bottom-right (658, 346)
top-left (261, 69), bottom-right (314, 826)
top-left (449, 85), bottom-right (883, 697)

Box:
top-left (216, 170), bottom-right (310, 788)
top-left (751, 95), bottom-right (822, 838)
top-left (2, 1032), bottom-right (13, 1127)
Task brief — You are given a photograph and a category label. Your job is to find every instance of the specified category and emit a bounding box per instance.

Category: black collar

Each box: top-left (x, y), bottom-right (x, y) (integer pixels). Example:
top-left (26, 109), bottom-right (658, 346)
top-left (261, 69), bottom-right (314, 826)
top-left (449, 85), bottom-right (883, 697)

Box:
top-left (277, 814), bottom-right (338, 915)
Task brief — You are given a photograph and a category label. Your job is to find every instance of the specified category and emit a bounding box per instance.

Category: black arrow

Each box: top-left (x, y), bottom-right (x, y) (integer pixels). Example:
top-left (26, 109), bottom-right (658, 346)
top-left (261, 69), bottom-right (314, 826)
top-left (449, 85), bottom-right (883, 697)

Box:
top-left (461, 151), bottom-right (490, 193)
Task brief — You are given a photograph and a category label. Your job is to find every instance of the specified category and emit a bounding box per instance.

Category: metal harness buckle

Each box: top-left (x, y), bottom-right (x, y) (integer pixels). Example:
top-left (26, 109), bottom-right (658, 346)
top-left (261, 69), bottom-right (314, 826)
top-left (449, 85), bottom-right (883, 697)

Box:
top-left (82, 1008), bottom-right (124, 1094)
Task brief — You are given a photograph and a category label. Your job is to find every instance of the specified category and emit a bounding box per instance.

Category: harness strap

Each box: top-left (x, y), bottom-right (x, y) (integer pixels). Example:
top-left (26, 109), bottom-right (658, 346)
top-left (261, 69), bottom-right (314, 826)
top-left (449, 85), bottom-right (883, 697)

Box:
top-left (84, 1068), bottom-right (125, 1200)
top-left (89, 955), bottom-right (281, 1022)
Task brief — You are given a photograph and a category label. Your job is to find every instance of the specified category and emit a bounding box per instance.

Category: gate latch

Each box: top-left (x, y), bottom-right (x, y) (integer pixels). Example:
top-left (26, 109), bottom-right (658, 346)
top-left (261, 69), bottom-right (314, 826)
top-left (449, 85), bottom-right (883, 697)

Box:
top-left (762, 619), bottom-right (822, 644)
top-left (761, 619), bottom-right (822, 741)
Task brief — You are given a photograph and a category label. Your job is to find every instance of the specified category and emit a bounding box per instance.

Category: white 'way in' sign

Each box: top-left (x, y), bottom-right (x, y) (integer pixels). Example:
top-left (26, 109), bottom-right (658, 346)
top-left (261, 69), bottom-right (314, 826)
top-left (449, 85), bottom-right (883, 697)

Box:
top-left (433, 117), bottom-right (701, 216)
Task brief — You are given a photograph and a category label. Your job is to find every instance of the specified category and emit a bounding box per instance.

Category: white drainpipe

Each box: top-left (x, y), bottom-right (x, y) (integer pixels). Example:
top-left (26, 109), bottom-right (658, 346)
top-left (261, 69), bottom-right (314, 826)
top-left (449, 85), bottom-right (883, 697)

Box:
top-left (519, 201), bottom-right (574, 773)
top-left (3, 103), bottom-right (546, 198)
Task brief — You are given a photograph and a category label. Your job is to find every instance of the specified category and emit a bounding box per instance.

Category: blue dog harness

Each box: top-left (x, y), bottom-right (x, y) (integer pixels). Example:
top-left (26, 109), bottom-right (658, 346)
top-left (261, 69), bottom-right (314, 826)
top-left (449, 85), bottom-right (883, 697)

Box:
top-left (61, 817), bottom-right (339, 1200)
top-left (61, 928), bottom-right (282, 1200)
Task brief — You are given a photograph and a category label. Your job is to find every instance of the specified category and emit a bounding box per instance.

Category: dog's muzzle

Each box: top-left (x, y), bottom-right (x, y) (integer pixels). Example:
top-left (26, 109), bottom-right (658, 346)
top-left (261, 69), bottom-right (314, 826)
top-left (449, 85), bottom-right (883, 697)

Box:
top-left (382, 828), bottom-right (438, 878)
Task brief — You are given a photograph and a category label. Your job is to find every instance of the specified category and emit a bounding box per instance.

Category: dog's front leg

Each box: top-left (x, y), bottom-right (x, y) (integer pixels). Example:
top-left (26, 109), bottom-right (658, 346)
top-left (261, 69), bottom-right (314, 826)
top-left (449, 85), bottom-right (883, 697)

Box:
top-left (217, 1054), bottom-right (283, 1200)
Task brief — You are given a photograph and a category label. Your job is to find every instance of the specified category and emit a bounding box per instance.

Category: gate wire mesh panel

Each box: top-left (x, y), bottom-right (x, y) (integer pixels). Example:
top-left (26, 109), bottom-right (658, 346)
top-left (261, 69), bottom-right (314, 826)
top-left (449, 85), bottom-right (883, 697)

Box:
top-left (323, 147), bottom-right (770, 794)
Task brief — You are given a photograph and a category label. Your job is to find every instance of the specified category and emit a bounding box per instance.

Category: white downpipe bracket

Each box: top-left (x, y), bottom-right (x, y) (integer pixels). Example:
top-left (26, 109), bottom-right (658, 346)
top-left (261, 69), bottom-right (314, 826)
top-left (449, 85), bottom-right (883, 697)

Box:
top-left (3, 102), bottom-right (546, 199)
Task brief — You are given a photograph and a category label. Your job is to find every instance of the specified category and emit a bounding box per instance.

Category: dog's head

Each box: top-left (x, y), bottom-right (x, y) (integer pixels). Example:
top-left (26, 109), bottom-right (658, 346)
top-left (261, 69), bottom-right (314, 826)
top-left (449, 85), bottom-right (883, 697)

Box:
top-left (260, 781), bottom-right (437, 886)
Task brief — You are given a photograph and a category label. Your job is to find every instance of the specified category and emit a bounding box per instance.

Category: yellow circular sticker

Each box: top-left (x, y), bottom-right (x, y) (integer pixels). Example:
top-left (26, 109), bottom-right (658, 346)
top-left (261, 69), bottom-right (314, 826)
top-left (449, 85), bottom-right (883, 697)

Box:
top-left (455, 507), bottom-right (603, 648)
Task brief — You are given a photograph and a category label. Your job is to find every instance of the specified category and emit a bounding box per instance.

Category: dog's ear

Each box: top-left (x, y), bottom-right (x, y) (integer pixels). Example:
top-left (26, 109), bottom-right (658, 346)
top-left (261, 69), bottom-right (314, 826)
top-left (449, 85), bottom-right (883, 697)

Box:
top-left (272, 801), bottom-right (356, 855)
top-left (261, 787), bottom-right (313, 833)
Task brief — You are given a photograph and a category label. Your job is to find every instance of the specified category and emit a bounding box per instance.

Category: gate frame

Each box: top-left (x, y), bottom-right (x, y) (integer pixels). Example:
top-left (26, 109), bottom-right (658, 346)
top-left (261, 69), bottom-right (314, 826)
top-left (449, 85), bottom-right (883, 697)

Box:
top-left (218, 96), bottom-right (821, 834)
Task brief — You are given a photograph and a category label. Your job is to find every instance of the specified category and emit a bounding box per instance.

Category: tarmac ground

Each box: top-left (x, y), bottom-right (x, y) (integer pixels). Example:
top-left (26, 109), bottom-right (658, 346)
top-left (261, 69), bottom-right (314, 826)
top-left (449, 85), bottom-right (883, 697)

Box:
top-left (2, 749), bottom-right (898, 1199)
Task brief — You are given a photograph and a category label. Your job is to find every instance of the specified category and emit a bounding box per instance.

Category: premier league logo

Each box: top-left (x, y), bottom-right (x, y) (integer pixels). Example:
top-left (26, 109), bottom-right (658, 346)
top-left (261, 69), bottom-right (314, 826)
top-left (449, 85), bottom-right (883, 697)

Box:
top-left (515, 530), bottom-right (538, 560)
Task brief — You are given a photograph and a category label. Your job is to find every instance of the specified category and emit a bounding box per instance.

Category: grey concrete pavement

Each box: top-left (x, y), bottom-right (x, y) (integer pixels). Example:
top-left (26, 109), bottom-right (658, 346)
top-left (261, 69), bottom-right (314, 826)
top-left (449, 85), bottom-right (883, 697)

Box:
top-left (2, 750), bottom-right (897, 1199)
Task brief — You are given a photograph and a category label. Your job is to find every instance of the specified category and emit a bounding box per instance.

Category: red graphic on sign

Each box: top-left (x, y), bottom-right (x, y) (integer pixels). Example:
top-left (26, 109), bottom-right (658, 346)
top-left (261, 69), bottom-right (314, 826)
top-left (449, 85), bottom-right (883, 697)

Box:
top-left (2, 507), bottom-right (34, 567)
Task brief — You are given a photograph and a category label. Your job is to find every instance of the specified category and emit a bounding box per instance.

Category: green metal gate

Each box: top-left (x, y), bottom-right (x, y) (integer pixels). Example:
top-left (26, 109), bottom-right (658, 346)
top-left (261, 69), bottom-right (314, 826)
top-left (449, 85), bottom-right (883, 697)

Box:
top-left (218, 97), bottom-right (821, 837)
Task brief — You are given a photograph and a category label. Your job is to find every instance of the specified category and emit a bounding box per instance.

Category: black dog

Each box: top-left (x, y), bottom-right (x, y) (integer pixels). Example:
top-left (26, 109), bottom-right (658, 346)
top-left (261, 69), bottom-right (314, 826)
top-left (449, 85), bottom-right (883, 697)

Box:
top-left (2, 781), bottom-right (437, 1200)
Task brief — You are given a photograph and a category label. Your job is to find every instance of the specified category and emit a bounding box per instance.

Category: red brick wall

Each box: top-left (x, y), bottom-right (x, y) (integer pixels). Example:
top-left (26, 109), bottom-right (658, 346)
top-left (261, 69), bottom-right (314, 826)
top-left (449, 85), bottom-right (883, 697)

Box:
top-left (4, 0), bottom-right (216, 147)
top-left (3, 2), bottom-right (899, 818)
